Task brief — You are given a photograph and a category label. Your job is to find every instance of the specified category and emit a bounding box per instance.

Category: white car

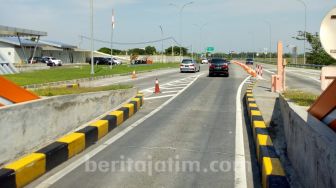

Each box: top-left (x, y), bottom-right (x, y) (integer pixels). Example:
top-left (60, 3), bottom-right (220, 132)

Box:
top-left (113, 58), bottom-right (122, 65)
top-left (201, 59), bottom-right (209, 64)
top-left (50, 57), bottom-right (62, 66)
top-left (107, 57), bottom-right (122, 65)
top-left (43, 57), bottom-right (62, 66)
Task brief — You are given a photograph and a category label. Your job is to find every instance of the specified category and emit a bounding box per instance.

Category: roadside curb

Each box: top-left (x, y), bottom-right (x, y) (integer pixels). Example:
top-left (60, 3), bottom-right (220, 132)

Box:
top-left (0, 93), bottom-right (144, 188)
top-left (245, 81), bottom-right (290, 188)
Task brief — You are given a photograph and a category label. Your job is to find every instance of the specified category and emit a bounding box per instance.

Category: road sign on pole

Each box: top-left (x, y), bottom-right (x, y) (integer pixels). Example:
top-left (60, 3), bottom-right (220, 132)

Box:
top-left (320, 7), bottom-right (336, 60)
top-left (207, 47), bottom-right (214, 53)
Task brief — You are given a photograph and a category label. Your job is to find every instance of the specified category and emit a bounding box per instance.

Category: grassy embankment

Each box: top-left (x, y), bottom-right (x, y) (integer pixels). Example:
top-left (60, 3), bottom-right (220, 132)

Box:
top-left (283, 90), bottom-right (318, 106)
top-left (32, 85), bottom-right (133, 96)
top-left (5, 63), bottom-right (179, 86)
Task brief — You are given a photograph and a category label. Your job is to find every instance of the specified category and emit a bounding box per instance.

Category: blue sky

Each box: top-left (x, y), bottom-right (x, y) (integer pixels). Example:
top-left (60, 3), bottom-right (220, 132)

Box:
top-left (0, 0), bottom-right (335, 54)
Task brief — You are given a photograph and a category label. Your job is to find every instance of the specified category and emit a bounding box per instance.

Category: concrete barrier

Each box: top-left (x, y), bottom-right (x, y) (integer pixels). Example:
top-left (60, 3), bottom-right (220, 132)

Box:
top-left (0, 88), bottom-right (137, 166)
top-left (279, 95), bottom-right (336, 188)
top-left (245, 81), bottom-right (289, 188)
top-left (0, 93), bottom-right (144, 188)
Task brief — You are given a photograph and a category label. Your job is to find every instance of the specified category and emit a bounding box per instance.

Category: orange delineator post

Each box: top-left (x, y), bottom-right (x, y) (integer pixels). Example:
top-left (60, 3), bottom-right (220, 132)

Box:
top-left (308, 79), bottom-right (336, 132)
top-left (0, 76), bottom-right (40, 103)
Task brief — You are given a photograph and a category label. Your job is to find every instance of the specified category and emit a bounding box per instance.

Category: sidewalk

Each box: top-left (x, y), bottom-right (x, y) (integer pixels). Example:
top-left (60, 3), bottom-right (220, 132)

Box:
top-left (252, 77), bottom-right (303, 188)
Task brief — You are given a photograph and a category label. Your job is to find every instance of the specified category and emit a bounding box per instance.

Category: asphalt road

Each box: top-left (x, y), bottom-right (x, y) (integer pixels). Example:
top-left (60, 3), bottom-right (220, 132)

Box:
top-left (28, 64), bottom-right (259, 188)
top-left (257, 63), bottom-right (322, 95)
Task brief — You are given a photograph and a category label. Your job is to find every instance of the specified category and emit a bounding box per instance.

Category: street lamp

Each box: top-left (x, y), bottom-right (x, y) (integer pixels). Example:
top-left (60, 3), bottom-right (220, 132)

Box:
top-left (295, 0), bottom-right (307, 64)
top-left (248, 32), bottom-right (255, 59)
top-left (169, 1), bottom-right (194, 61)
top-left (159, 25), bottom-right (164, 63)
top-left (264, 20), bottom-right (272, 63)
top-left (110, 9), bottom-right (115, 69)
top-left (90, 0), bottom-right (94, 75)
top-left (193, 23), bottom-right (208, 54)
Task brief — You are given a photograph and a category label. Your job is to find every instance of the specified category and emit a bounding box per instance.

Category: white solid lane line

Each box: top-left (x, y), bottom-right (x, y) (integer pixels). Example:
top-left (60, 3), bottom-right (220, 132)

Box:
top-left (234, 76), bottom-right (250, 188)
top-left (144, 95), bottom-right (176, 100)
top-left (162, 91), bottom-right (179, 94)
top-left (160, 87), bottom-right (185, 90)
top-left (35, 73), bottom-right (203, 188)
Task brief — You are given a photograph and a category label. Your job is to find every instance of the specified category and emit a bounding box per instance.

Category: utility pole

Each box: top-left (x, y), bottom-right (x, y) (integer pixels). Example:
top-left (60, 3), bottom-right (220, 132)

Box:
top-left (296, 0), bottom-right (307, 64)
top-left (90, 0), bottom-right (94, 75)
top-left (159, 25), bottom-right (164, 63)
top-left (110, 9), bottom-right (115, 69)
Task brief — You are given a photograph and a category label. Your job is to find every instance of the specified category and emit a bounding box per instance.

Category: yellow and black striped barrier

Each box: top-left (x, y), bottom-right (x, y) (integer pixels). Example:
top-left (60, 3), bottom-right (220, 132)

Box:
top-left (64, 83), bottom-right (80, 89)
top-left (0, 93), bottom-right (144, 188)
top-left (245, 82), bottom-right (290, 188)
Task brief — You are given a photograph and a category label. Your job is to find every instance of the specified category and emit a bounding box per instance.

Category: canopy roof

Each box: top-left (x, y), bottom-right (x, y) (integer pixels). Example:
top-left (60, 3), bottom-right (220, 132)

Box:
top-left (0, 25), bottom-right (47, 37)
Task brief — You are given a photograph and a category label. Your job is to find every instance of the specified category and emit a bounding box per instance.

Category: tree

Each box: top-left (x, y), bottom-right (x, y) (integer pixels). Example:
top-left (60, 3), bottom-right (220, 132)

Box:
top-left (98, 47), bottom-right (125, 55)
top-left (145, 46), bottom-right (156, 55)
top-left (293, 31), bottom-right (336, 65)
top-left (129, 48), bottom-right (146, 55)
top-left (165, 46), bottom-right (188, 56)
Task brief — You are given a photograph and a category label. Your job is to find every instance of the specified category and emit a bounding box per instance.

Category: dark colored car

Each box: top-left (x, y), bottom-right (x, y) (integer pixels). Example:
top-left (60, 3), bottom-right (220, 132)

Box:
top-left (89, 57), bottom-right (110, 65)
top-left (28, 57), bottom-right (44, 64)
top-left (134, 60), bottom-right (147, 64)
top-left (246, 58), bottom-right (254, 65)
top-left (209, 58), bottom-right (229, 77)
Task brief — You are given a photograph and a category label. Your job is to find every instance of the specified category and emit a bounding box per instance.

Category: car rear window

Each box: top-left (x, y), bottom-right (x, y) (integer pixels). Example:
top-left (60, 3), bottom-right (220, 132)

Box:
top-left (211, 59), bottom-right (226, 64)
top-left (182, 59), bottom-right (193, 64)
top-left (246, 59), bottom-right (253, 61)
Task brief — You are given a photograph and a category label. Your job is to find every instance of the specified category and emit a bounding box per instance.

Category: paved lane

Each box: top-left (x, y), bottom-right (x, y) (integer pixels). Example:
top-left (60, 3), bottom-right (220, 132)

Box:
top-left (257, 63), bottom-right (322, 95)
top-left (30, 65), bottom-right (257, 188)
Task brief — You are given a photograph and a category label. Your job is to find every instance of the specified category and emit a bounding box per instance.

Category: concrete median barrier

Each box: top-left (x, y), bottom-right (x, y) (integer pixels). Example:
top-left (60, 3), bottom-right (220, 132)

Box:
top-left (0, 88), bottom-right (137, 166)
top-left (279, 95), bottom-right (336, 188)
top-left (245, 81), bottom-right (290, 188)
top-left (0, 92), bottom-right (144, 188)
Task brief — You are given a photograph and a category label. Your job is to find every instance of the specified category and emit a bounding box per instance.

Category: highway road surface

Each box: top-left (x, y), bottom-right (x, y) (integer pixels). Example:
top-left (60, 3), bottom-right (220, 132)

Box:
top-left (256, 63), bottom-right (322, 95)
top-left (28, 64), bottom-right (261, 188)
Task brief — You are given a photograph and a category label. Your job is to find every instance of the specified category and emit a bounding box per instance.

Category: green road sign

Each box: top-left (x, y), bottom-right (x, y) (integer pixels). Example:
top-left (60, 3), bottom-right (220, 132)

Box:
top-left (207, 47), bottom-right (214, 53)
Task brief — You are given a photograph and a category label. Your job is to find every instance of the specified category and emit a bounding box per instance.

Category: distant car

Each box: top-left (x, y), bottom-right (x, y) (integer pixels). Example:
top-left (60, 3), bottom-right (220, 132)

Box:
top-left (28, 57), bottom-right (43, 64)
top-left (107, 57), bottom-right (122, 65)
top-left (209, 58), bottom-right (229, 77)
top-left (201, 58), bottom-right (209, 64)
top-left (89, 57), bottom-right (109, 65)
top-left (43, 57), bottom-right (62, 66)
top-left (180, 59), bottom-right (200, 73)
top-left (246, 58), bottom-right (254, 65)
top-left (133, 59), bottom-right (147, 64)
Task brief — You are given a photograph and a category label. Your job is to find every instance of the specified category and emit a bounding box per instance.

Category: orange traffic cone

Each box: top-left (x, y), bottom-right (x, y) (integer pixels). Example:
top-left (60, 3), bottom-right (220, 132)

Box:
top-left (132, 70), bottom-right (137, 79)
top-left (154, 78), bottom-right (161, 94)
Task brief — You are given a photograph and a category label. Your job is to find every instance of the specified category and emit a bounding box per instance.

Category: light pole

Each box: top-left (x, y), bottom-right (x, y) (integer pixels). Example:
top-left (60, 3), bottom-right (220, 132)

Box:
top-left (169, 2), bottom-right (194, 61)
top-left (111, 9), bottom-right (115, 69)
top-left (193, 23), bottom-right (208, 55)
top-left (296, 0), bottom-right (307, 64)
top-left (90, 0), bottom-right (94, 75)
top-left (248, 32), bottom-right (255, 59)
top-left (264, 20), bottom-right (272, 63)
top-left (159, 25), bottom-right (164, 63)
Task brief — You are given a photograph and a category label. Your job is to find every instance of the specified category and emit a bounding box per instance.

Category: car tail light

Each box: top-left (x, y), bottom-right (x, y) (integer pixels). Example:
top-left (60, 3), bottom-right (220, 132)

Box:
top-left (209, 64), bottom-right (215, 69)
top-left (222, 64), bottom-right (228, 68)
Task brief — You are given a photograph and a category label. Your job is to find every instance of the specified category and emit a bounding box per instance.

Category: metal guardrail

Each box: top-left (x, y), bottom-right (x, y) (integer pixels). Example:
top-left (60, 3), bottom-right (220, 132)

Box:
top-left (254, 59), bottom-right (324, 70)
top-left (286, 63), bottom-right (323, 69)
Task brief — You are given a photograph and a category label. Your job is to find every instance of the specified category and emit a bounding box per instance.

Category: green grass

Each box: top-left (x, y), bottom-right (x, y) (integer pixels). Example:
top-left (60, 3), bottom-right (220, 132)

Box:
top-left (32, 84), bottom-right (133, 96)
top-left (283, 90), bottom-right (318, 106)
top-left (4, 63), bottom-right (179, 86)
